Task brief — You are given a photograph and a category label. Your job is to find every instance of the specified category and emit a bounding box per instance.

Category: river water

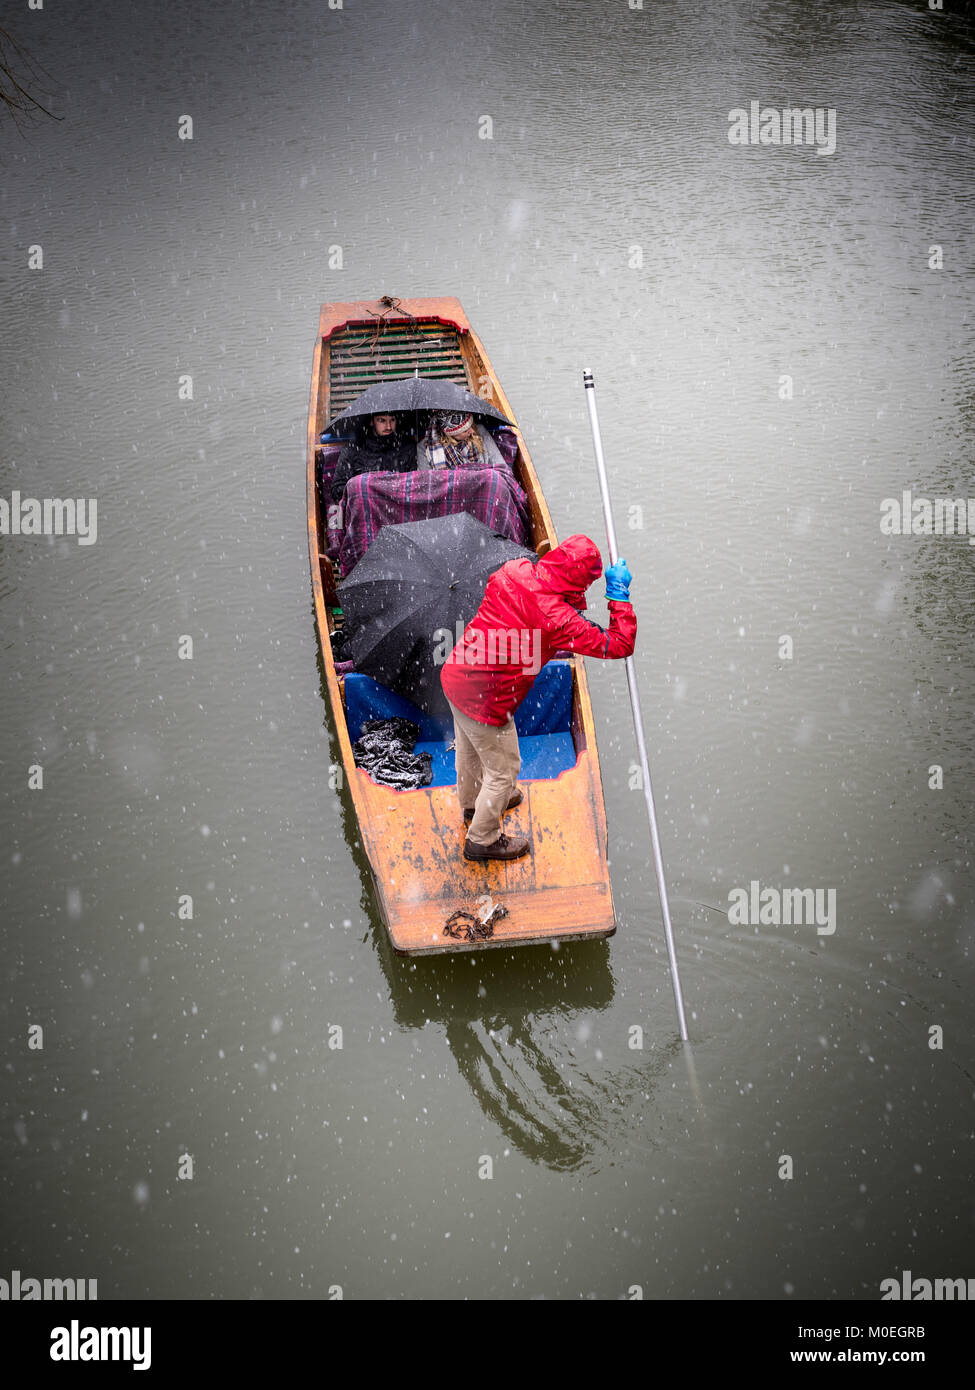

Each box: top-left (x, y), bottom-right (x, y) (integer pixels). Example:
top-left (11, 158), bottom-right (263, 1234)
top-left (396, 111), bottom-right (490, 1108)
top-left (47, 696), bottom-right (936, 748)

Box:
top-left (1, 0), bottom-right (973, 1300)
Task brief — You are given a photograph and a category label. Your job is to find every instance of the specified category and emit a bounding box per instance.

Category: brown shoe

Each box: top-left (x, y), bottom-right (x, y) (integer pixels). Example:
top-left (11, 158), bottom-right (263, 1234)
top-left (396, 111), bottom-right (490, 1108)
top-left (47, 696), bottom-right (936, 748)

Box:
top-left (463, 832), bottom-right (531, 862)
top-left (463, 788), bottom-right (523, 825)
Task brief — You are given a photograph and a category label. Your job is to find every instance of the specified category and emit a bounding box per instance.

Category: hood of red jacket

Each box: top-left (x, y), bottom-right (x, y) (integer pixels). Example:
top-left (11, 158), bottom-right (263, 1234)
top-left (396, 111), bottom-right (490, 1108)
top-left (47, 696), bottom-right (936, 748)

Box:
top-left (532, 534), bottom-right (603, 606)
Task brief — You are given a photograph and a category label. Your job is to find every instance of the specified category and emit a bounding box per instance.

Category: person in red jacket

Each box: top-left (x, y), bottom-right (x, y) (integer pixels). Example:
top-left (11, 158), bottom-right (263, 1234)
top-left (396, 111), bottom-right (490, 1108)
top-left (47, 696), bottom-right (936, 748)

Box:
top-left (440, 534), bottom-right (636, 862)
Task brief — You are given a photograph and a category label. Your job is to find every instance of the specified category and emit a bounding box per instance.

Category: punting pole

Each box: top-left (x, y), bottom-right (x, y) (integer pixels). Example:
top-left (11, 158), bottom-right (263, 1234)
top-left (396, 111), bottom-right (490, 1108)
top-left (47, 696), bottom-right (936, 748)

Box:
top-left (582, 368), bottom-right (689, 1042)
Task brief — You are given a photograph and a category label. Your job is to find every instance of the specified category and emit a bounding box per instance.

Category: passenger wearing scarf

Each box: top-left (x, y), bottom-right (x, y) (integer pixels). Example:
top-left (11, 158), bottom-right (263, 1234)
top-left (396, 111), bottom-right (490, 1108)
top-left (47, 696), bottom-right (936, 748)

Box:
top-left (421, 412), bottom-right (507, 472)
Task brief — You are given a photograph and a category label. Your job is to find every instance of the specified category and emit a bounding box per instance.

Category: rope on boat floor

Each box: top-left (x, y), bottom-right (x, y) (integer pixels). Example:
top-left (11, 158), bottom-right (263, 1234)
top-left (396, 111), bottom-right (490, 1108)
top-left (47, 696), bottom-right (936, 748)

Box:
top-left (347, 295), bottom-right (423, 358)
top-left (443, 903), bottom-right (509, 942)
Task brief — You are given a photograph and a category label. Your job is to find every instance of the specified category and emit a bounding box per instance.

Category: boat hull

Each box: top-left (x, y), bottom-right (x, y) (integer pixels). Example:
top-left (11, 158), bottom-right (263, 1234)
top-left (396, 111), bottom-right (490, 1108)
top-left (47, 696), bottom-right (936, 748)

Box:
top-left (307, 297), bottom-right (616, 954)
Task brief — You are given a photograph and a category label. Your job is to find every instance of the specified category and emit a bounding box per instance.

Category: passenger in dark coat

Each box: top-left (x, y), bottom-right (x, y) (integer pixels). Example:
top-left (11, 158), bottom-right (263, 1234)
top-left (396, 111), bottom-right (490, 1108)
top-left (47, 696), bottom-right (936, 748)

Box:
top-left (329, 413), bottom-right (417, 503)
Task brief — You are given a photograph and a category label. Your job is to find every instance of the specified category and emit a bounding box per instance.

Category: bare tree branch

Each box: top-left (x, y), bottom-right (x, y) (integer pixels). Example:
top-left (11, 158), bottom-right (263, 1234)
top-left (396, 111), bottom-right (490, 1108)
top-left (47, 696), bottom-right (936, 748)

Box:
top-left (0, 24), bottom-right (61, 132)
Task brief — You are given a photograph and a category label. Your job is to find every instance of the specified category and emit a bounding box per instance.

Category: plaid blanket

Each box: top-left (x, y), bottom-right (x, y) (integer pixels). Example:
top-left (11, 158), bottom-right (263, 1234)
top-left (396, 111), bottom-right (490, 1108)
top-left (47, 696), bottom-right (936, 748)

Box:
top-left (332, 467), bottom-right (532, 576)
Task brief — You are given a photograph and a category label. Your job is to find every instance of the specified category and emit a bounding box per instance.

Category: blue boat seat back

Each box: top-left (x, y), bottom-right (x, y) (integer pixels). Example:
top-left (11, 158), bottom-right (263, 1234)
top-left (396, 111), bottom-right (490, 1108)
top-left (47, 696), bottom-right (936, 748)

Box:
top-left (343, 661), bottom-right (576, 787)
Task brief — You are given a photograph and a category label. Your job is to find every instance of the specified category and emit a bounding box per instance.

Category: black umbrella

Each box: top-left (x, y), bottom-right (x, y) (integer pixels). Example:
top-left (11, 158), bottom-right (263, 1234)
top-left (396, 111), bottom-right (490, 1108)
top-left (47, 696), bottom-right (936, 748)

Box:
top-left (325, 375), bottom-right (511, 433)
top-left (339, 514), bottom-right (536, 716)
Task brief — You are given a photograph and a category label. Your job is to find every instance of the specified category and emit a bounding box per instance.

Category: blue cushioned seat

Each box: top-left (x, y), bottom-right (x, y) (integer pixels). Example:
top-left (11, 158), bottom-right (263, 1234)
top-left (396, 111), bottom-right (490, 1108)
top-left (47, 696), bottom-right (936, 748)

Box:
top-left (343, 662), bottom-right (576, 787)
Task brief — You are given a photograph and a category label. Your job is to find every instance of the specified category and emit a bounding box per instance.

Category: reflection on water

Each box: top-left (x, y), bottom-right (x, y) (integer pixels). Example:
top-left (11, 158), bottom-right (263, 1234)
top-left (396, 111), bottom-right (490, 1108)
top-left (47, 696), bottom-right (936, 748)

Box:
top-left (325, 648), bottom-right (651, 1175)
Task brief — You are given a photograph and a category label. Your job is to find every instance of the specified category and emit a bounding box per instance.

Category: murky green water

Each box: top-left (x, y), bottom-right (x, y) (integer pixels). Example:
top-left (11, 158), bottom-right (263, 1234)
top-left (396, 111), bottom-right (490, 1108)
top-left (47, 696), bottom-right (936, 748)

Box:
top-left (1, 0), bottom-right (973, 1299)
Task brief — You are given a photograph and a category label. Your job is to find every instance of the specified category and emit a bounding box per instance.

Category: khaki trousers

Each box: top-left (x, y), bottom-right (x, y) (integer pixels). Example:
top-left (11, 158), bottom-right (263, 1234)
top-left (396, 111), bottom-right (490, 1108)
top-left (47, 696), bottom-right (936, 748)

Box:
top-left (446, 699), bottom-right (521, 846)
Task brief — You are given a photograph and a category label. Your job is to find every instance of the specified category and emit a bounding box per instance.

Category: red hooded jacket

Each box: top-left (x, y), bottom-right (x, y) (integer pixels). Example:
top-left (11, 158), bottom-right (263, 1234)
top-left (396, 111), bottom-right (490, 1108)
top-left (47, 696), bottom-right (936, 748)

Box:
top-left (440, 534), bottom-right (637, 726)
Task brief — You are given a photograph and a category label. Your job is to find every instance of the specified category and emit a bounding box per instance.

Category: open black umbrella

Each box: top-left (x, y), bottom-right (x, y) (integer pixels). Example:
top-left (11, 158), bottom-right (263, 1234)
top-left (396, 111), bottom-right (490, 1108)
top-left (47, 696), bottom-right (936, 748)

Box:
top-left (339, 514), bottom-right (536, 716)
top-left (325, 375), bottom-right (511, 433)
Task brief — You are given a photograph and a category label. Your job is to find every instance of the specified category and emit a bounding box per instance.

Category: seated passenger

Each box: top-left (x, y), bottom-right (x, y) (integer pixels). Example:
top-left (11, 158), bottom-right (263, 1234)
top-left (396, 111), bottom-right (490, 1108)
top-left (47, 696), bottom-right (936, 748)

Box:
top-left (419, 411), bottom-right (508, 472)
top-left (330, 413), bottom-right (417, 503)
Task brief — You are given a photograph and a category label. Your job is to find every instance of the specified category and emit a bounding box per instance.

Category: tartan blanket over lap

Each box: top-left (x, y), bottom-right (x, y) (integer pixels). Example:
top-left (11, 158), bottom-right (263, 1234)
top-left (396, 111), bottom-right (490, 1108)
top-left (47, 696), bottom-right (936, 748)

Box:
top-left (333, 467), bottom-right (532, 576)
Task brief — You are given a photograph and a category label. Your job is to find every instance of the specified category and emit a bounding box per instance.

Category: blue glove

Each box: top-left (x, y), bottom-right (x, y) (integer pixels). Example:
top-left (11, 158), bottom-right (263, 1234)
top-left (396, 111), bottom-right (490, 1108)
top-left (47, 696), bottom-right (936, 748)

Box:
top-left (604, 558), bottom-right (632, 602)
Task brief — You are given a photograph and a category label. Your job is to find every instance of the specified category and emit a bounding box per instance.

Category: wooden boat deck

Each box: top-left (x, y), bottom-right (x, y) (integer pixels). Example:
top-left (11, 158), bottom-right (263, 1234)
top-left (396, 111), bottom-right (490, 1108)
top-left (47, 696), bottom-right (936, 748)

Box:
top-left (307, 296), bottom-right (615, 954)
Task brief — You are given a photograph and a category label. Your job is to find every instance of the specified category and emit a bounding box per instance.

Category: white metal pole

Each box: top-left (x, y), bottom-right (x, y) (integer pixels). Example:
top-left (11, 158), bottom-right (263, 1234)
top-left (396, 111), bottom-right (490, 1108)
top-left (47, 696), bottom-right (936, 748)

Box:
top-left (582, 368), bottom-right (689, 1041)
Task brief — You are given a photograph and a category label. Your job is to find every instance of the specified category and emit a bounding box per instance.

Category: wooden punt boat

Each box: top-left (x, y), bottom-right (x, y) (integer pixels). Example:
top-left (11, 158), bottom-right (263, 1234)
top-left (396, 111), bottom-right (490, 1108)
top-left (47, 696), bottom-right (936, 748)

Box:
top-left (307, 296), bottom-right (616, 954)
